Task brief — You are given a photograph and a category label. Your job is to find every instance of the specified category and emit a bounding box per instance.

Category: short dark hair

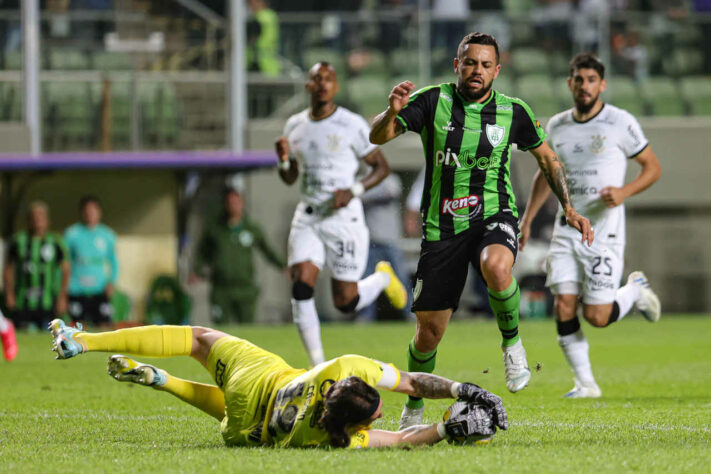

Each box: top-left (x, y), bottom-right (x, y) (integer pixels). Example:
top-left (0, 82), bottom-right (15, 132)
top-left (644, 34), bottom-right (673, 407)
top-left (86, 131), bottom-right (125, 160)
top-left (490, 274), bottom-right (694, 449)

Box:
top-left (318, 376), bottom-right (380, 448)
top-left (79, 194), bottom-right (101, 210)
top-left (569, 52), bottom-right (605, 79)
top-left (458, 32), bottom-right (500, 63)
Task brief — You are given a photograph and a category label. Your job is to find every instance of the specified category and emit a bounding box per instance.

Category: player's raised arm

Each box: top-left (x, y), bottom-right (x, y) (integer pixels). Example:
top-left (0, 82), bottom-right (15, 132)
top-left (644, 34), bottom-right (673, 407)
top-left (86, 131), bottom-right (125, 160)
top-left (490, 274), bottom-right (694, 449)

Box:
top-left (275, 136), bottom-right (299, 185)
top-left (369, 80), bottom-right (415, 145)
top-left (519, 169), bottom-right (552, 251)
top-left (528, 142), bottom-right (594, 246)
top-left (600, 145), bottom-right (661, 208)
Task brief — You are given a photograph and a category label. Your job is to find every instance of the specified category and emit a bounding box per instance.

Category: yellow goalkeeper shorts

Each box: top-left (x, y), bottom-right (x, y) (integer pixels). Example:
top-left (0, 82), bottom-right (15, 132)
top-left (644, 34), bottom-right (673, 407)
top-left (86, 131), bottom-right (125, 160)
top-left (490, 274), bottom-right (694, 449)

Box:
top-left (206, 335), bottom-right (304, 446)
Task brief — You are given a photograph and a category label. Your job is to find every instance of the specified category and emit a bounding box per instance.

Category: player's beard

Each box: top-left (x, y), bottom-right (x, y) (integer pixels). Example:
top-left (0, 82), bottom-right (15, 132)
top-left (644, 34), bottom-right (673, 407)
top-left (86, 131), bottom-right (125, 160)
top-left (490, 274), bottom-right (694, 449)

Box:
top-left (574, 92), bottom-right (599, 114)
top-left (458, 79), bottom-right (493, 102)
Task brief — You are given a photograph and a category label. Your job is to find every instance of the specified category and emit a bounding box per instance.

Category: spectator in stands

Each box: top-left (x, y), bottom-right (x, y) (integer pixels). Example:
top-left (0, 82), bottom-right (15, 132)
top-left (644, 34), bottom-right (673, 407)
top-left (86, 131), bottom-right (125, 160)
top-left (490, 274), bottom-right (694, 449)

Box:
top-left (531, 0), bottom-right (573, 52)
top-left (612, 30), bottom-right (649, 82)
top-left (571, 0), bottom-right (609, 52)
top-left (357, 173), bottom-right (410, 322)
top-left (191, 185), bottom-right (286, 324)
top-left (431, 0), bottom-right (469, 69)
top-left (247, 0), bottom-right (282, 77)
top-left (65, 195), bottom-right (118, 328)
top-left (3, 201), bottom-right (69, 330)
top-left (694, 0), bottom-right (711, 73)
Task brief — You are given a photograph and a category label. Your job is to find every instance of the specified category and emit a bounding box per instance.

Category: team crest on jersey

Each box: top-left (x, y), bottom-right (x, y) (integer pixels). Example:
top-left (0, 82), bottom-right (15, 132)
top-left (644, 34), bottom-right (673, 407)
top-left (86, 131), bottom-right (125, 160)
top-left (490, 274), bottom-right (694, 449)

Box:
top-left (327, 134), bottom-right (342, 152)
top-left (486, 124), bottom-right (505, 147)
top-left (590, 134), bottom-right (606, 154)
top-left (41, 243), bottom-right (55, 261)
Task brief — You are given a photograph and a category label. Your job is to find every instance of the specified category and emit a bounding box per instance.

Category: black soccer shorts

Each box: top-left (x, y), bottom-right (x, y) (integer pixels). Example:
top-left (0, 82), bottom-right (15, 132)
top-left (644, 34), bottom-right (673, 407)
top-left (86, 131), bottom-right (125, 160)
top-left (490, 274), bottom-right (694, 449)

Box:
top-left (411, 215), bottom-right (519, 313)
top-left (68, 293), bottom-right (114, 326)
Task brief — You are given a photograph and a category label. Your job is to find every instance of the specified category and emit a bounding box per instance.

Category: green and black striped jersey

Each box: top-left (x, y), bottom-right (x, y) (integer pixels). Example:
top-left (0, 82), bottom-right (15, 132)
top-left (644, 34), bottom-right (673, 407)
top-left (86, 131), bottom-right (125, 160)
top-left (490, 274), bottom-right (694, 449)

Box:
top-left (397, 83), bottom-right (546, 241)
top-left (7, 231), bottom-right (66, 311)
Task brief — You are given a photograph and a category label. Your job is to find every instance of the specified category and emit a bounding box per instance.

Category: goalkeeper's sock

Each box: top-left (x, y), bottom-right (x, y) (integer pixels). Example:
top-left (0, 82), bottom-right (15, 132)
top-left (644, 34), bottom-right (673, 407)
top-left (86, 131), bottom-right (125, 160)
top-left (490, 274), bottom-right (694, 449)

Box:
top-left (291, 298), bottom-right (325, 366)
top-left (488, 278), bottom-right (521, 348)
top-left (76, 326), bottom-right (193, 357)
top-left (157, 374), bottom-right (226, 421)
top-left (556, 317), bottom-right (596, 385)
top-left (406, 339), bottom-right (437, 410)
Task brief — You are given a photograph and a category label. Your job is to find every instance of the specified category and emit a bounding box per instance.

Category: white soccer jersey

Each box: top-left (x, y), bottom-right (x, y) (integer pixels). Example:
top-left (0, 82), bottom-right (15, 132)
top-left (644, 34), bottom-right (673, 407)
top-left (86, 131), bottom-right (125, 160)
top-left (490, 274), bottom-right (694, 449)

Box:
top-left (283, 106), bottom-right (377, 208)
top-left (547, 104), bottom-right (648, 245)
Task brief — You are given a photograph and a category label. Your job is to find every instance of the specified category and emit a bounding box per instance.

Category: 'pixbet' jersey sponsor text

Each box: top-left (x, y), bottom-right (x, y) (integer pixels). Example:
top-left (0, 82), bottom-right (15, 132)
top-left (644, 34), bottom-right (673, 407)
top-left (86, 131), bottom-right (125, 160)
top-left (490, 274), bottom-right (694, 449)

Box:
top-left (435, 148), bottom-right (501, 170)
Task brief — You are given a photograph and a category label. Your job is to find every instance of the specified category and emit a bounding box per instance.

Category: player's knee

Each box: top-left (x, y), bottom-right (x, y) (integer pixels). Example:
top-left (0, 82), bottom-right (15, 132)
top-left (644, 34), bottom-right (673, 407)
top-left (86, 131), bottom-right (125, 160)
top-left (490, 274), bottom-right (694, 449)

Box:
top-left (335, 295), bottom-right (359, 314)
top-left (292, 281), bottom-right (314, 301)
top-left (482, 260), bottom-right (511, 288)
top-left (583, 309), bottom-right (609, 328)
top-left (554, 299), bottom-right (576, 319)
top-left (417, 321), bottom-right (446, 347)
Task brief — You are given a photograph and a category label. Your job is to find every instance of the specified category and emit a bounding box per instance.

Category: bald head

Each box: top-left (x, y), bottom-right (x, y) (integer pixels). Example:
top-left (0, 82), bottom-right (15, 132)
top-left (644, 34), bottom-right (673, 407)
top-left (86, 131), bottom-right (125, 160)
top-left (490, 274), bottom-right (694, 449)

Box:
top-left (306, 62), bottom-right (339, 105)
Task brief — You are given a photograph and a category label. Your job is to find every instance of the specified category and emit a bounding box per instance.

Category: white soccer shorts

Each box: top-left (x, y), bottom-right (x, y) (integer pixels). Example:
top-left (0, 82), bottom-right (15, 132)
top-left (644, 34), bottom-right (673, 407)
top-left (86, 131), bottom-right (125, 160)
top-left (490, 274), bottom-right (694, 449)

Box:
top-left (287, 200), bottom-right (369, 282)
top-left (545, 235), bottom-right (625, 305)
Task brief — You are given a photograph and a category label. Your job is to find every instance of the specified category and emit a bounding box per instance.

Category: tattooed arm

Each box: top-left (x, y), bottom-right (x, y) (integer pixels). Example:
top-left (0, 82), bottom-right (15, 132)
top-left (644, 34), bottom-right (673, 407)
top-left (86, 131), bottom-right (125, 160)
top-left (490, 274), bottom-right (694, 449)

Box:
top-left (394, 371), bottom-right (458, 399)
top-left (528, 142), bottom-right (594, 246)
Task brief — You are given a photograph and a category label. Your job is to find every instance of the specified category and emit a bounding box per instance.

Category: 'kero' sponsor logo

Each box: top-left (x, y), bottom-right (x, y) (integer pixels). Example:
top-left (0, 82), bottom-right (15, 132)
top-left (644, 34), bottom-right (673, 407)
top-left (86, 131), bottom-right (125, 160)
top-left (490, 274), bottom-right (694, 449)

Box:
top-left (441, 194), bottom-right (482, 219)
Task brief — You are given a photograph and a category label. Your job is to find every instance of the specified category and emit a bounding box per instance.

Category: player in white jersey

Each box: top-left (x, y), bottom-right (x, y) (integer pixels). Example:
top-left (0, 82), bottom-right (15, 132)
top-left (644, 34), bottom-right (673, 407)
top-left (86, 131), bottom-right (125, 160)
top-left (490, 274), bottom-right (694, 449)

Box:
top-left (275, 62), bottom-right (407, 366)
top-left (519, 53), bottom-right (662, 398)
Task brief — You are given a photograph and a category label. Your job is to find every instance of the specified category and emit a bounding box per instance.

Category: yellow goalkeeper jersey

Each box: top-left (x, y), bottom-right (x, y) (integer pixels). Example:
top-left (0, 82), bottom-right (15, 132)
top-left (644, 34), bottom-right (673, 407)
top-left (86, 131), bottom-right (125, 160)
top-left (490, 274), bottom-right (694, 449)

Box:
top-left (265, 354), bottom-right (401, 448)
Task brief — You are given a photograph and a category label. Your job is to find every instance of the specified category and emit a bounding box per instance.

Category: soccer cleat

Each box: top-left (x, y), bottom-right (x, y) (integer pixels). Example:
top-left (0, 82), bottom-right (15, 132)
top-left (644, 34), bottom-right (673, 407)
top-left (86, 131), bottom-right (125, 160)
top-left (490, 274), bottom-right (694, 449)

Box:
top-left (375, 261), bottom-right (408, 310)
top-left (563, 378), bottom-right (602, 398)
top-left (1, 321), bottom-right (18, 361)
top-left (398, 404), bottom-right (425, 430)
top-left (502, 339), bottom-right (531, 393)
top-left (48, 319), bottom-right (85, 359)
top-left (107, 355), bottom-right (166, 386)
top-left (628, 271), bottom-right (661, 322)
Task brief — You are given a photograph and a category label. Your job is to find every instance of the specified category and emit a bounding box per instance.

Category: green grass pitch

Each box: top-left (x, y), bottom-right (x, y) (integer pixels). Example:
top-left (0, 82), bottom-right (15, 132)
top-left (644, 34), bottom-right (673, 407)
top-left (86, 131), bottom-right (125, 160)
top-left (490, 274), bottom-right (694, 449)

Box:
top-left (1, 315), bottom-right (709, 473)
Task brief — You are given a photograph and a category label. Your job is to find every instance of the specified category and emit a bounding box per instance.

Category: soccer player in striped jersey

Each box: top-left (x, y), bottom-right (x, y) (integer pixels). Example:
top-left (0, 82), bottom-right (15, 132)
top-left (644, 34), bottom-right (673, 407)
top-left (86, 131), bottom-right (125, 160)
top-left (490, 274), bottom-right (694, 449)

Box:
top-left (370, 32), bottom-right (594, 428)
top-left (49, 319), bottom-right (508, 448)
top-left (519, 53), bottom-right (661, 398)
top-left (3, 201), bottom-right (69, 332)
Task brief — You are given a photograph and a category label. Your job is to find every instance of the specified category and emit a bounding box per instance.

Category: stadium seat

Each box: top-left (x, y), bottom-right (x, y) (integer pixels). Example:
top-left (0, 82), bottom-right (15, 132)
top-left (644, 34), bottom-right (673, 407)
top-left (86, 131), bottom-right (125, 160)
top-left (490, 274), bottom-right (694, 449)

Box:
top-left (347, 75), bottom-right (390, 118)
top-left (303, 48), bottom-right (346, 74)
top-left (680, 76), bottom-right (711, 116)
top-left (3, 51), bottom-right (22, 70)
top-left (553, 77), bottom-right (573, 108)
top-left (516, 74), bottom-right (558, 118)
top-left (48, 49), bottom-right (90, 70)
top-left (0, 82), bottom-right (22, 121)
top-left (665, 48), bottom-right (704, 77)
top-left (510, 48), bottom-right (549, 76)
top-left (92, 51), bottom-right (133, 71)
top-left (640, 77), bottom-right (685, 116)
top-left (603, 76), bottom-right (645, 116)
top-left (144, 275), bottom-right (191, 325)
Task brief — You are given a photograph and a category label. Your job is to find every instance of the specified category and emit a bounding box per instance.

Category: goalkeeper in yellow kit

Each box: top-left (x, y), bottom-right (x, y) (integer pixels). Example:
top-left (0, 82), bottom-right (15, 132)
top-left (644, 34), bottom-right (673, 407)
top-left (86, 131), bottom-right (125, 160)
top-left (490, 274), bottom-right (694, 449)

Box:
top-left (49, 320), bottom-right (507, 448)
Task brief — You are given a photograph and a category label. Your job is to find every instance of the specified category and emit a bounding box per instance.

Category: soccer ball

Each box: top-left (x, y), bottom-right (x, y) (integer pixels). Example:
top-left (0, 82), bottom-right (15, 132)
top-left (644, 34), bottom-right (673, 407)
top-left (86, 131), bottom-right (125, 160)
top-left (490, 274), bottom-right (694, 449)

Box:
top-left (442, 401), bottom-right (496, 445)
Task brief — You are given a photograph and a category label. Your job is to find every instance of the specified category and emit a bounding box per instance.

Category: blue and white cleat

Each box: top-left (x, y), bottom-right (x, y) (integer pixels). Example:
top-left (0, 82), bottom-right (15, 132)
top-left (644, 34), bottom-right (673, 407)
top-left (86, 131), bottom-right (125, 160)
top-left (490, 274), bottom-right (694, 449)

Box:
top-left (107, 355), bottom-right (166, 386)
top-left (563, 378), bottom-right (602, 398)
top-left (628, 271), bottom-right (661, 322)
top-left (502, 339), bottom-right (531, 393)
top-left (48, 319), bottom-right (85, 360)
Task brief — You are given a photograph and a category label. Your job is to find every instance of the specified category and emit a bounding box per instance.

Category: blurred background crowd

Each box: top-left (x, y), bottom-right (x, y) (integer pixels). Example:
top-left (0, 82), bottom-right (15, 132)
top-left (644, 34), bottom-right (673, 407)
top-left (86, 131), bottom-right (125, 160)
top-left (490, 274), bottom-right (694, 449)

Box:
top-left (0, 0), bottom-right (709, 330)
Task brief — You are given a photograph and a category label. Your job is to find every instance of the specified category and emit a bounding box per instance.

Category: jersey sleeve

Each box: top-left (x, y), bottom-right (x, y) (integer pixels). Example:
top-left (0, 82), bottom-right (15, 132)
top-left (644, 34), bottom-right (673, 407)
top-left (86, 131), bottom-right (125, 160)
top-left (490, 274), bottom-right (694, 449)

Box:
top-left (348, 430), bottom-right (370, 448)
top-left (333, 355), bottom-right (401, 391)
top-left (511, 100), bottom-right (547, 151)
top-left (619, 111), bottom-right (649, 158)
top-left (396, 86), bottom-right (439, 134)
top-left (346, 113), bottom-right (376, 159)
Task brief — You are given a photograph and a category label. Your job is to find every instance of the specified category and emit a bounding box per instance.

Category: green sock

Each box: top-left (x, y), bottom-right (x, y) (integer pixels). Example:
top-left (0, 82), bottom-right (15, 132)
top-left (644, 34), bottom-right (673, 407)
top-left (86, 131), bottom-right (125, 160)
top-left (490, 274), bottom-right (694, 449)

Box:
top-left (488, 278), bottom-right (521, 348)
top-left (406, 338), bottom-right (437, 409)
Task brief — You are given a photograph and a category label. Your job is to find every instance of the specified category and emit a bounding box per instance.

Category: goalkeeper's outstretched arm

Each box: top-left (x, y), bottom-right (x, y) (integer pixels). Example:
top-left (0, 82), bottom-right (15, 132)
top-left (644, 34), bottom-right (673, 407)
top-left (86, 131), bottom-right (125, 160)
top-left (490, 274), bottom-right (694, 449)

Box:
top-left (361, 371), bottom-right (508, 448)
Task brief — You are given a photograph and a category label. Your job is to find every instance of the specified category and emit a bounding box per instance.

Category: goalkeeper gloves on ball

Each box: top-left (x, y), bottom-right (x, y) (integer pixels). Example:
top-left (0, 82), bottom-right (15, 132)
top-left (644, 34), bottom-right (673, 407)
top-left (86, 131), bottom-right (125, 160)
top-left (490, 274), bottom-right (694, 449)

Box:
top-left (457, 382), bottom-right (508, 430)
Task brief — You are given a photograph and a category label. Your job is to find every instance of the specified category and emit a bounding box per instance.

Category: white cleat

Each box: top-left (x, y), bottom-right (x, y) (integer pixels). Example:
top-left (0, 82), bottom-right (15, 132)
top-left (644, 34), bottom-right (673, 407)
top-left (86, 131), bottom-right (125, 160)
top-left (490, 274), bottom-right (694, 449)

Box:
top-left (628, 271), bottom-right (661, 322)
top-left (107, 355), bottom-right (166, 386)
top-left (502, 339), bottom-right (531, 393)
top-left (398, 405), bottom-right (425, 430)
top-left (563, 378), bottom-right (602, 398)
